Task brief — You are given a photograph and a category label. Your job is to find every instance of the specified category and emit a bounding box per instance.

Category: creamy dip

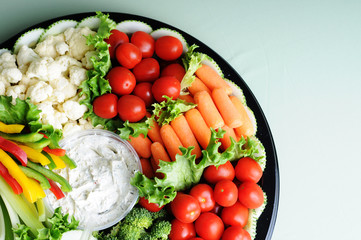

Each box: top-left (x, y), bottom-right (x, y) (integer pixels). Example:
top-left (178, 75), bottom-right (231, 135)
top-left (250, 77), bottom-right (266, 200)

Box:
top-left (47, 129), bottom-right (140, 230)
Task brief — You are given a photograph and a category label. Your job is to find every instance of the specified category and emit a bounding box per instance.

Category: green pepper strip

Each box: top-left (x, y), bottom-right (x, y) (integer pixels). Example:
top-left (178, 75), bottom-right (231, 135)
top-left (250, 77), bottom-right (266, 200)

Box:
top-left (41, 151), bottom-right (56, 170)
top-left (25, 138), bottom-right (51, 150)
top-left (26, 161), bottom-right (72, 192)
top-left (60, 155), bottom-right (77, 169)
top-left (19, 166), bottom-right (51, 190)
top-left (0, 132), bottom-right (43, 143)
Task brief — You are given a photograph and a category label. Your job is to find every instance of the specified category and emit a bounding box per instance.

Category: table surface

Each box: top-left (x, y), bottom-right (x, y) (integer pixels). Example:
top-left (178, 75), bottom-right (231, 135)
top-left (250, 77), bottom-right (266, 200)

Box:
top-left (1, 1), bottom-right (361, 239)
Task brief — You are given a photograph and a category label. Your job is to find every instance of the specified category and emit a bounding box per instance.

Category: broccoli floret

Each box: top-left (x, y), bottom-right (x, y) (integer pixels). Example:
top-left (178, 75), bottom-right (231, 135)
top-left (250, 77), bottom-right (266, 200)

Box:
top-left (118, 223), bottom-right (146, 240)
top-left (148, 220), bottom-right (172, 240)
top-left (123, 207), bottom-right (154, 229)
top-left (150, 208), bottom-right (170, 221)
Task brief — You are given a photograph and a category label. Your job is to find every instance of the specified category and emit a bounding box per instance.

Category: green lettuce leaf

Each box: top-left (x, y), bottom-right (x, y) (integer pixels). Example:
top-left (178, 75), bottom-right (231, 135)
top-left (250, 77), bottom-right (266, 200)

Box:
top-left (152, 96), bottom-right (196, 126)
top-left (118, 119), bottom-right (152, 140)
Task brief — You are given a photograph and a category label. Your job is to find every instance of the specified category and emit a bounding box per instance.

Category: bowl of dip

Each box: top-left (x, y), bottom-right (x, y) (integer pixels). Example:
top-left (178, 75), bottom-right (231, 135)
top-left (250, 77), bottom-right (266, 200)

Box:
top-left (45, 129), bottom-right (142, 231)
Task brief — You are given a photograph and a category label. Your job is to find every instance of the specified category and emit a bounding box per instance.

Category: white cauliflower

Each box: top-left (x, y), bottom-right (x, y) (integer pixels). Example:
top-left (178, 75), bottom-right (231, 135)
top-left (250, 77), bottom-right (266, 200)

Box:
top-left (0, 68), bottom-right (22, 84)
top-left (26, 57), bottom-right (60, 81)
top-left (81, 51), bottom-right (97, 70)
top-left (64, 27), bottom-right (95, 60)
top-left (0, 52), bottom-right (17, 69)
top-left (26, 81), bottom-right (53, 103)
top-left (69, 66), bottom-right (87, 86)
top-left (62, 100), bottom-right (87, 121)
top-left (56, 41), bottom-right (69, 56)
top-left (54, 55), bottom-right (82, 75)
top-left (6, 85), bottom-right (26, 103)
top-left (37, 101), bottom-right (67, 129)
top-left (16, 45), bottom-right (40, 72)
top-left (0, 81), bottom-right (6, 95)
top-left (63, 121), bottom-right (82, 137)
top-left (35, 34), bottom-right (66, 59)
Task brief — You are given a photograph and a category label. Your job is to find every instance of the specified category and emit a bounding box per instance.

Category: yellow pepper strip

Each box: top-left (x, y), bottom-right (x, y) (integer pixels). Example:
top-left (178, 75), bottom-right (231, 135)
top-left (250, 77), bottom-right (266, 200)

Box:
top-left (0, 121), bottom-right (25, 134)
top-left (28, 178), bottom-right (46, 199)
top-left (0, 149), bottom-right (37, 203)
top-left (48, 153), bottom-right (66, 170)
top-left (18, 145), bottom-right (50, 166)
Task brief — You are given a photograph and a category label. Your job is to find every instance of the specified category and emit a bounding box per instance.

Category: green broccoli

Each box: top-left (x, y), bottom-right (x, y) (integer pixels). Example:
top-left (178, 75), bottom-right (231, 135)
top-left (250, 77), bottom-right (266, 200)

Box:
top-left (150, 208), bottom-right (170, 221)
top-left (123, 207), bottom-right (153, 229)
top-left (117, 223), bottom-right (146, 240)
top-left (149, 220), bottom-right (172, 240)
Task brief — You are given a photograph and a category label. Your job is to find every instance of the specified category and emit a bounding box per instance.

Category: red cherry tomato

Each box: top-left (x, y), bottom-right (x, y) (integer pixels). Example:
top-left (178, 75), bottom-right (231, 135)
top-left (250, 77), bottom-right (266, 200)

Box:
top-left (105, 29), bottom-right (129, 59)
top-left (221, 201), bottom-right (249, 227)
top-left (138, 197), bottom-right (164, 212)
top-left (92, 93), bottom-right (118, 119)
top-left (171, 193), bottom-right (201, 223)
top-left (213, 180), bottom-right (238, 207)
top-left (115, 42), bottom-right (142, 69)
top-left (235, 157), bottom-right (263, 183)
top-left (133, 82), bottom-right (154, 107)
top-left (155, 36), bottom-right (183, 61)
top-left (131, 31), bottom-right (155, 58)
top-left (222, 226), bottom-right (251, 240)
top-left (195, 212), bottom-right (224, 240)
top-left (189, 238), bottom-right (204, 240)
top-left (117, 95), bottom-right (146, 122)
top-left (169, 218), bottom-right (196, 240)
top-left (209, 202), bottom-right (223, 216)
top-left (133, 58), bottom-right (160, 82)
top-left (152, 76), bottom-right (181, 102)
top-left (161, 63), bottom-right (186, 82)
top-left (106, 66), bottom-right (136, 95)
top-left (238, 182), bottom-right (264, 209)
top-left (203, 161), bottom-right (235, 184)
top-left (189, 184), bottom-right (215, 212)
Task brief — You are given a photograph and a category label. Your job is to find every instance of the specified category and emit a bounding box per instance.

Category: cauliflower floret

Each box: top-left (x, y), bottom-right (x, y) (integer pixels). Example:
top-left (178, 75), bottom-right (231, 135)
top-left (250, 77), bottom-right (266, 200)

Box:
top-left (62, 100), bottom-right (87, 121)
top-left (56, 41), bottom-right (69, 55)
top-left (63, 121), bottom-right (82, 137)
top-left (18, 75), bottom-right (38, 88)
top-left (26, 57), bottom-right (62, 81)
top-left (26, 81), bottom-right (53, 103)
top-left (0, 52), bottom-right (17, 69)
top-left (64, 27), bottom-right (95, 60)
top-left (78, 118), bottom-right (94, 130)
top-left (0, 67), bottom-right (22, 84)
top-left (69, 66), bottom-right (87, 86)
top-left (81, 51), bottom-right (96, 70)
top-left (37, 101), bottom-right (66, 129)
top-left (6, 85), bottom-right (26, 103)
top-left (35, 34), bottom-right (66, 59)
top-left (0, 81), bottom-right (6, 95)
top-left (16, 45), bottom-right (40, 72)
top-left (54, 55), bottom-right (82, 75)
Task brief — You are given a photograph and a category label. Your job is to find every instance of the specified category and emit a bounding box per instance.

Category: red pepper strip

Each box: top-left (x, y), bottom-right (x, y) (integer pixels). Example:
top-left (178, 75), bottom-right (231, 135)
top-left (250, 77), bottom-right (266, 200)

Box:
top-left (43, 146), bottom-right (66, 157)
top-left (0, 162), bottom-right (23, 194)
top-left (39, 132), bottom-right (48, 138)
top-left (47, 178), bottom-right (65, 200)
top-left (0, 136), bottom-right (27, 166)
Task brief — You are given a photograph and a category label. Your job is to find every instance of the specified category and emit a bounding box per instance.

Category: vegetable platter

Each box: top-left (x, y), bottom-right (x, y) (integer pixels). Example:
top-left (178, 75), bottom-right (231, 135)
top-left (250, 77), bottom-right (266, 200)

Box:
top-left (0, 12), bottom-right (279, 240)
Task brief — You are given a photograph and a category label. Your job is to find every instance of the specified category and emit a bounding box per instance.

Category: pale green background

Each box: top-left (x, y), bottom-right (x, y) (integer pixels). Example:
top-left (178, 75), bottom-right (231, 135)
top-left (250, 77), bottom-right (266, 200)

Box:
top-left (1, 0), bottom-right (361, 239)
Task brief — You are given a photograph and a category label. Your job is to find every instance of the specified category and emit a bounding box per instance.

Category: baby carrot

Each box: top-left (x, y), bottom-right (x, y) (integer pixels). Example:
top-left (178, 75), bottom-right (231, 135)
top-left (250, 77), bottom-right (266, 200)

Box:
top-left (150, 142), bottom-right (171, 171)
top-left (171, 115), bottom-right (202, 158)
top-left (212, 87), bottom-right (243, 128)
top-left (220, 125), bottom-right (238, 151)
top-left (146, 113), bottom-right (164, 145)
top-left (188, 76), bottom-right (211, 96)
top-left (194, 90), bottom-right (224, 129)
top-left (185, 108), bottom-right (211, 150)
top-left (178, 94), bottom-right (195, 104)
top-left (140, 158), bottom-right (155, 179)
top-left (128, 134), bottom-right (152, 158)
top-left (229, 96), bottom-right (255, 138)
top-left (160, 124), bottom-right (183, 161)
top-left (195, 64), bottom-right (232, 95)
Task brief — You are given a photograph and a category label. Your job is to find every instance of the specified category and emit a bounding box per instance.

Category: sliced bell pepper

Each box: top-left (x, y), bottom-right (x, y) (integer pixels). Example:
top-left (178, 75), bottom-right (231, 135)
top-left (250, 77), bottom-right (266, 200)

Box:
top-left (42, 151), bottom-right (56, 170)
top-left (48, 153), bottom-right (66, 169)
top-left (60, 154), bottom-right (77, 169)
top-left (0, 132), bottom-right (43, 143)
top-left (43, 146), bottom-right (66, 157)
top-left (18, 145), bottom-right (50, 166)
top-left (0, 136), bottom-right (27, 166)
top-left (19, 166), bottom-right (51, 190)
top-left (25, 138), bottom-right (51, 150)
top-left (0, 162), bottom-right (23, 195)
top-left (27, 178), bottom-right (46, 199)
top-left (47, 178), bottom-right (65, 200)
top-left (0, 121), bottom-right (25, 134)
top-left (0, 149), bottom-right (37, 203)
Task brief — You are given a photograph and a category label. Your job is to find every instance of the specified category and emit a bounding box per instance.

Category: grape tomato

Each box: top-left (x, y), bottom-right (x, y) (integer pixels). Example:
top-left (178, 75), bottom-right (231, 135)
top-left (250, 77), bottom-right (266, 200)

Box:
top-left (161, 63), bottom-right (186, 82)
top-left (132, 58), bottom-right (160, 82)
top-left (105, 29), bottom-right (129, 59)
top-left (152, 76), bottom-right (181, 102)
top-left (155, 36), bottom-right (183, 61)
top-left (106, 66), bottom-right (136, 95)
top-left (117, 95), bottom-right (146, 122)
top-left (115, 42), bottom-right (142, 69)
top-left (131, 31), bottom-right (155, 58)
top-left (92, 93), bottom-right (118, 119)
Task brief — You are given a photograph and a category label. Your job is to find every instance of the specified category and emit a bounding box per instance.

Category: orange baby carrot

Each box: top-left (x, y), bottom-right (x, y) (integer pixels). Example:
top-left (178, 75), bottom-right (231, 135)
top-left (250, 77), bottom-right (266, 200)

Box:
top-left (151, 142), bottom-right (171, 166)
top-left (185, 108), bottom-right (211, 150)
top-left (171, 115), bottom-right (202, 158)
top-left (178, 94), bottom-right (195, 104)
top-left (194, 90), bottom-right (224, 129)
top-left (147, 117), bottom-right (164, 145)
top-left (160, 124), bottom-right (183, 161)
top-left (212, 87), bottom-right (243, 128)
top-left (128, 134), bottom-right (152, 159)
top-left (229, 96), bottom-right (255, 138)
top-left (188, 76), bottom-right (211, 96)
top-left (220, 125), bottom-right (238, 151)
top-left (195, 64), bottom-right (232, 95)
top-left (140, 158), bottom-right (155, 179)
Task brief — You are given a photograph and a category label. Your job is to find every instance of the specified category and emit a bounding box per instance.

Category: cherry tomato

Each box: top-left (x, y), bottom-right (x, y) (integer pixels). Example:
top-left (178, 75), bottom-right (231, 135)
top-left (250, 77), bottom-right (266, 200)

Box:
top-left (213, 180), bottom-right (238, 207)
top-left (152, 76), bottom-right (181, 102)
top-left (221, 201), bottom-right (249, 227)
top-left (161, 63), bottom-right (186, 82)
top-left (106, 66), bottom-right (136, 95)
top-left (210, 202), bottom-right (223, 216)
top-left (133, 58), bottom-right (160, 82)
top-left (92, 93), bottom-right (118, 119)
top-left (140, 158), bottom-right (154, 178)
top-left (105, 29), bottom-right (129, 59)
top-left (235, 157), bottom-right (263, 183)
top-left (189, 184), bottom-right (215, 212)
top-left (115, 42), bottom-right (142, 69)
top-left (222, 226), bottom-right (251, 240)
top-left (203, 161), bottom-right (235, 184)
top-left (155, 36), bottom-right (183, 61)
top-left (138, 197), bottom-right (164, 212)
top-left (189, 238), bottom-right (204, 240)
top-left (195, 212), bottom-right (224, 240)
top-left (133, 82), bottom-right (154, 107)
top-left (131, 31), bottom-right (155, 58)
top-left (117, 95), bottom-right (146, 122)
top-left (171, 193), bottom-right (201, 223)
top-left (169, 218), bottom-right (196, 240)
top-left (238, 182), bottom-right (264, 209)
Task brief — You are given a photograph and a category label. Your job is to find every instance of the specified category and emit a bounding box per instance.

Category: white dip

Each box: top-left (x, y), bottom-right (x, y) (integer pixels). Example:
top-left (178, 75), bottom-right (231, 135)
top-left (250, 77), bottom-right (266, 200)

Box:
top-left (47, 129), bottom-right (140, 230)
